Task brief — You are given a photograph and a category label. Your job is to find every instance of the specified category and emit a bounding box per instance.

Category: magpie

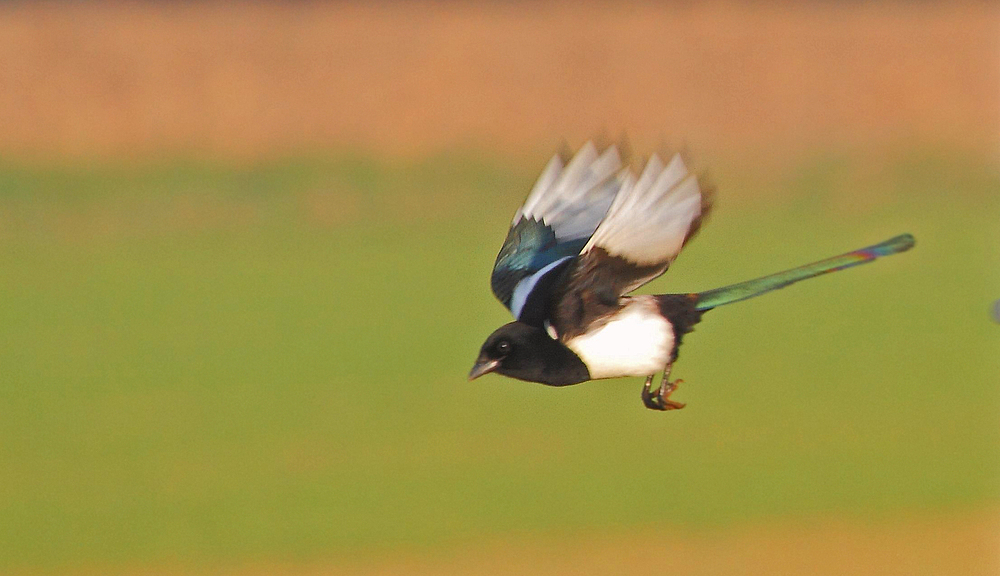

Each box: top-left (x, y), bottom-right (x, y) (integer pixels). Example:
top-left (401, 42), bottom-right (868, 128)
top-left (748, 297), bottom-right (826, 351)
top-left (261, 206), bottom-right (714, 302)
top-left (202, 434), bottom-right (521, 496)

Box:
top-left (468, 141), bottom-right (915, 411)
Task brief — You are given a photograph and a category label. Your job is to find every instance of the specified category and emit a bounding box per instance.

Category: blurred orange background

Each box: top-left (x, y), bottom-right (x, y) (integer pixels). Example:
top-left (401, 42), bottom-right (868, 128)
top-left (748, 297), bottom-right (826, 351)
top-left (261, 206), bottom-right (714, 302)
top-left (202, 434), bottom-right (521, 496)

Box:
top-left (0, 2), bottom-right (995, 162)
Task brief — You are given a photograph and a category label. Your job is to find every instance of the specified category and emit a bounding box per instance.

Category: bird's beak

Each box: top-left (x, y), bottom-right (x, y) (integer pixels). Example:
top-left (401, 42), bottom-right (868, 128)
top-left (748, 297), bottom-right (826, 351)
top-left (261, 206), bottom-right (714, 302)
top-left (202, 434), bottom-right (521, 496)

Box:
top-left (468, 358), bottom-right (500, 381)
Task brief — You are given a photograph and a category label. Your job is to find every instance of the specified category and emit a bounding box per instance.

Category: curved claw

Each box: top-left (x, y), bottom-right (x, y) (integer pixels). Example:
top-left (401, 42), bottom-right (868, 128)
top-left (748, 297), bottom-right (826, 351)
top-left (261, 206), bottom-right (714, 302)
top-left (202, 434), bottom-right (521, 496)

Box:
top-left (641, 376), bottom-right (686, 411)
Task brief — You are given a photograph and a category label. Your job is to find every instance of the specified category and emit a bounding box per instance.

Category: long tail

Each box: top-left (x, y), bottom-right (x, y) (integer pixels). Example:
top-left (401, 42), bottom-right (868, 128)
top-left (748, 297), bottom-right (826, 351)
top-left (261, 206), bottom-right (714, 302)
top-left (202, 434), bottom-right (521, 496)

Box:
top-left (694, 234), bottom-right (915, 311)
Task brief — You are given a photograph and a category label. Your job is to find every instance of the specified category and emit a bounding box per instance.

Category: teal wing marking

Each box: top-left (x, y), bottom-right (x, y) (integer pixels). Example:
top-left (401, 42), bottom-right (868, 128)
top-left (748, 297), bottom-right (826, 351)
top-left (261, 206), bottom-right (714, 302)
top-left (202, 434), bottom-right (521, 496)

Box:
top-left (490, 217), bottom-right (586, 310)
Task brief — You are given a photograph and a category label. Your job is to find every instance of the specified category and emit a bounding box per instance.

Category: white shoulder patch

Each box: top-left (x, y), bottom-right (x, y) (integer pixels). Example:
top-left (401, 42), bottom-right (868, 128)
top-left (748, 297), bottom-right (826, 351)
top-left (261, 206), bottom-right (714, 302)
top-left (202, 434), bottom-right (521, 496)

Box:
top-left (544, 320), bottom-right (559, 340)
top-left (563, 297), bottom-right (674, 379)
top-left (509, 256), bottom-right (573, 319)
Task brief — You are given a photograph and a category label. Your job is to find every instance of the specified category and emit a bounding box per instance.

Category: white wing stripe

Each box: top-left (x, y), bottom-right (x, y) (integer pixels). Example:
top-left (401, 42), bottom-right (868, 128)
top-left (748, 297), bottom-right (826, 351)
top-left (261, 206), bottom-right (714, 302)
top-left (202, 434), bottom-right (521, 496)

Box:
top-left (513, 154), bottom-right (564, 224)
top-left (515, 142), bottom-right (625, 243)
top-left (509, 256), bottom-right (573, 319)
top-left (654, 154), bottom-right (689, 200)
top-left (523, 142), bottom-right (596, 221)
top-left (583, 153), bottom-right (704, 266)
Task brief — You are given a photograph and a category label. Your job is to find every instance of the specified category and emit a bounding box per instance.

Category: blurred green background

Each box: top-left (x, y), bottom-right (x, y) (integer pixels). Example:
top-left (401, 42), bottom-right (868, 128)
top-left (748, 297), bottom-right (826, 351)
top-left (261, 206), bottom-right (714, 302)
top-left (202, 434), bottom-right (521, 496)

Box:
top-left (0, 2), bottom-right (997, 575)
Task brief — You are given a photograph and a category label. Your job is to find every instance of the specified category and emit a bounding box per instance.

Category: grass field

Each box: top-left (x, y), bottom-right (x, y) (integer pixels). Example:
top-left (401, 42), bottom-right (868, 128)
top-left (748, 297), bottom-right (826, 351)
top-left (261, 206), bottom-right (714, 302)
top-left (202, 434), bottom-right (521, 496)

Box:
top-left (0, 148), bottom-right (997, 574)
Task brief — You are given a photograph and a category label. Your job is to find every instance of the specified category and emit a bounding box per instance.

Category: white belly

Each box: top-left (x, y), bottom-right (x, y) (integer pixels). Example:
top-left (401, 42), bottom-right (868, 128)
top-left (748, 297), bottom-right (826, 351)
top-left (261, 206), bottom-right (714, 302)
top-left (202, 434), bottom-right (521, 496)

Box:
top-left (564, 297), bottom-right (674, 379)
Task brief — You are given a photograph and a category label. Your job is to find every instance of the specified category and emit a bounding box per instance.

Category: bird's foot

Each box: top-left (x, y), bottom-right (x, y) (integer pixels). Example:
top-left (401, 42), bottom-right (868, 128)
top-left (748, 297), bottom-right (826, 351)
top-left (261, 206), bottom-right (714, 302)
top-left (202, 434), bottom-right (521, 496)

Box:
top-left (641, 375), bottom-right (686, 411)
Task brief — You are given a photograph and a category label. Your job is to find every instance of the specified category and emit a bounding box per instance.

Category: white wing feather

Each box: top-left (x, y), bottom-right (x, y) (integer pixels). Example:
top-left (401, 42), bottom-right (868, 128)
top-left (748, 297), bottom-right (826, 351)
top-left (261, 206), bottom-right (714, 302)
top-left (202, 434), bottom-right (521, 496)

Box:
top-left (583, 153), bottom-right (705, 265)
top-left (513, 142), bottom-right (625, 242)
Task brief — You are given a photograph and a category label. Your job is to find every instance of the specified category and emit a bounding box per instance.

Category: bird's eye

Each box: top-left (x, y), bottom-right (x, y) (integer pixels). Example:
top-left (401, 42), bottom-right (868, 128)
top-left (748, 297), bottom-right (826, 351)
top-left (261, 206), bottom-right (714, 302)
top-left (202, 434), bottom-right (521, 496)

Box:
top-left (496, 340), bottom-right (511, 354)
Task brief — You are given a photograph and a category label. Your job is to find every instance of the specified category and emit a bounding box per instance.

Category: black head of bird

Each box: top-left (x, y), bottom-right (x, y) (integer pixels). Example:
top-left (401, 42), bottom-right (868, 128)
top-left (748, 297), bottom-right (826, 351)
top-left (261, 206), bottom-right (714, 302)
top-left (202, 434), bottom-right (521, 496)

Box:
top-left (468, 321), bottom-right (590, 387)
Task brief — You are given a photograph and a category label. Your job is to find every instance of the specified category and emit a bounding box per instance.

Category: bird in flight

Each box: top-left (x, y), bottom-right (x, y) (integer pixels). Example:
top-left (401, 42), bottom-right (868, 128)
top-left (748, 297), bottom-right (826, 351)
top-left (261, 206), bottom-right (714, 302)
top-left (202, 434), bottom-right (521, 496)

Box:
top-left (468, 141), bottom-right (914, 411)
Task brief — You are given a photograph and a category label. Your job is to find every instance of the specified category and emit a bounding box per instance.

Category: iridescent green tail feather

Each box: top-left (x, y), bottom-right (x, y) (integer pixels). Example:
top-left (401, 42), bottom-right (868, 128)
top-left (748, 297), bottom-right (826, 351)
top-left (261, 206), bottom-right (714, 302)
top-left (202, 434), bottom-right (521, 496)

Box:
top-left (694, 234), bottom-right (915, 311)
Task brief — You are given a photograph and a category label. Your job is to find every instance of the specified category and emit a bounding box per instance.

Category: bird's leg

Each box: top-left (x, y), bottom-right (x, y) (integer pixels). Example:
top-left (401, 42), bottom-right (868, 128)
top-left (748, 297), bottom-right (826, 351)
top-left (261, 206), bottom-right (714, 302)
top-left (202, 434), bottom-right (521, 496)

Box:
top-left (641, 362), bottom-right (686, 411)
top-left (641, 375), bottom-right (657, 409)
